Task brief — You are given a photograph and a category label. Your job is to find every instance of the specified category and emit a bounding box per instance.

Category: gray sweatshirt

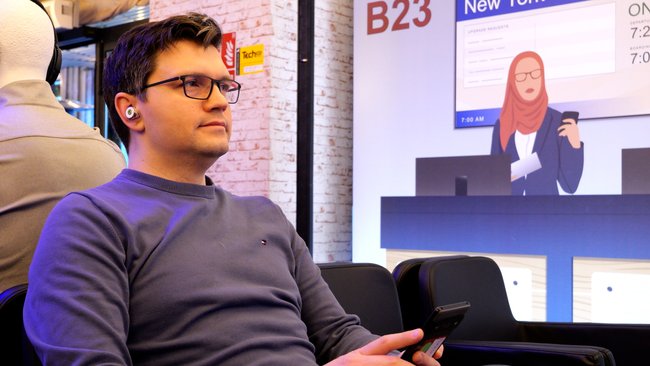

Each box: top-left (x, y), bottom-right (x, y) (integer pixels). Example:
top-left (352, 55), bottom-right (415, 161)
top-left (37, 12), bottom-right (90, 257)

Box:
top-left (24, 169), bottom-right (377, 365)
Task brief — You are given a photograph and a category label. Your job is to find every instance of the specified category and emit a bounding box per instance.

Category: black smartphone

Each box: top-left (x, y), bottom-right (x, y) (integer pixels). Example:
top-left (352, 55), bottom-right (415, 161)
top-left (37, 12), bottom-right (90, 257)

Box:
top-left (400, 301), bottom-right (470, 363)
top-left (561, 111), bottom-right (579, 124)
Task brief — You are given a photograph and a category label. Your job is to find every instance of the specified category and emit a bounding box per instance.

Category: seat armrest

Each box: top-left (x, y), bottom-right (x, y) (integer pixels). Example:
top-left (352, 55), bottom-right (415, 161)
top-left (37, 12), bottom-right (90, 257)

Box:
top-left (520, 321), bottom-right (650, 366)
top-left (443, 340), bottom-right (613, 366)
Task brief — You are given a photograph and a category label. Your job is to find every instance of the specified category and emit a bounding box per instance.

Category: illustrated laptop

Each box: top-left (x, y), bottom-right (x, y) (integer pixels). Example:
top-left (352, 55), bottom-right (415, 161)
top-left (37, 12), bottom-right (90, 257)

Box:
top-left (415, 154), bottom-right (511, 196)
top-left (622, 147), bottom-right (650, 194)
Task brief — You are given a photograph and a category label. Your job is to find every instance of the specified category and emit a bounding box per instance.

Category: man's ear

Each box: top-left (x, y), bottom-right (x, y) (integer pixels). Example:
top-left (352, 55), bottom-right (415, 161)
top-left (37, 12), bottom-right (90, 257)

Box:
top-left (115, 92), bottom-right (144, 132)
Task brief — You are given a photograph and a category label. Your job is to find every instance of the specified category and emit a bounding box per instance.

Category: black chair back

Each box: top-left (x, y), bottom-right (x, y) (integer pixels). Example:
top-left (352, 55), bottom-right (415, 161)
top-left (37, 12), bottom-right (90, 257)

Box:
top-left (0, 284), bottom-right (40, 366)
top-left (418, 256), bottom-right (520, 341)
top-left (319, 262), bottom-right (403, 335)
top-left (393, 255), bottom-right (469, 331)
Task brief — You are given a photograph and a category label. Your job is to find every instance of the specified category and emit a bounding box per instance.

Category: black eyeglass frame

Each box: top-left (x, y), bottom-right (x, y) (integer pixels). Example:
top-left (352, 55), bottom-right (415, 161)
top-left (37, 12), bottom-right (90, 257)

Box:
top-left (514, 69), bottom-right (543, 82)
top-left (141, 75), bottom-right (241, 104)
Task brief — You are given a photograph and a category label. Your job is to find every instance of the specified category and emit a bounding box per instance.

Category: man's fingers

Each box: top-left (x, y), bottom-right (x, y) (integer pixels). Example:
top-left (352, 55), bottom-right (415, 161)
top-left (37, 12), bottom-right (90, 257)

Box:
top-left (358, 329), bottom-right (423, 356)
top-left (434, 344), bottom-right (444, 359)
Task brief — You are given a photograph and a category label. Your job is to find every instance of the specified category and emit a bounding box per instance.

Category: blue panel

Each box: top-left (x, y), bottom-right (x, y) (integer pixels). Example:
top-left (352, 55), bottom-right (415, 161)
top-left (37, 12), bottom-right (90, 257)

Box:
top-left (455, 108), bottom-right (500, 128)
top-left (380, 195), bottom-right (650, 321)
top-left (456, 0), bottom-right (588, 22)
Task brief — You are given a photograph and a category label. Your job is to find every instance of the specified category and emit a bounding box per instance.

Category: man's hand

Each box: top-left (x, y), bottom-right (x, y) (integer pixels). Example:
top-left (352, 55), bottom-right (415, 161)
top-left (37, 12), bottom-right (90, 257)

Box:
top-left (324, 329), bottom-right (443, 366)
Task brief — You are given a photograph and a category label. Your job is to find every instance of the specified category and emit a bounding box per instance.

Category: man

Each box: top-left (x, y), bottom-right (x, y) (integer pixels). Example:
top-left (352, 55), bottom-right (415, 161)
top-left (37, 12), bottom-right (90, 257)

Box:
top-left (24, 12), bottom-right (442, 366)
top-left (0, 0), bottom-right (125, 292)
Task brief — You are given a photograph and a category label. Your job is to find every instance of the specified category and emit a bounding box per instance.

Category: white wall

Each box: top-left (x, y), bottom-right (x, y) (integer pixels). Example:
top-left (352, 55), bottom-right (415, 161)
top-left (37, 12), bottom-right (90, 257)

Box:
top-left (352, 1), bottom-right (650, 264)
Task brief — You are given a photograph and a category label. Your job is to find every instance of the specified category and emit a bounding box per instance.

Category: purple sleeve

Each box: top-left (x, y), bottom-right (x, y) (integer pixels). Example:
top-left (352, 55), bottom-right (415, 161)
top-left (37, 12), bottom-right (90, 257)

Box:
top-left (23, 193), bottom-right (131, 365)
top-left (285, 217), bottom-right (378, 364)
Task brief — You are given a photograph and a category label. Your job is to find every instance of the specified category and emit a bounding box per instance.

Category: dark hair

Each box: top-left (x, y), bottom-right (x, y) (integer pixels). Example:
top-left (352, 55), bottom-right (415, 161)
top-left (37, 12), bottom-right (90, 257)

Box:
top-left (103, 13), bottom-right (222, 151)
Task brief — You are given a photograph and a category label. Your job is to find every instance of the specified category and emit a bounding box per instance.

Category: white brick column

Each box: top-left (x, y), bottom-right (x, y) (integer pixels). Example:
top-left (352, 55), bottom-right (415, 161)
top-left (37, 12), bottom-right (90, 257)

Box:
top-left (312, 1), bottom-right (354, 262)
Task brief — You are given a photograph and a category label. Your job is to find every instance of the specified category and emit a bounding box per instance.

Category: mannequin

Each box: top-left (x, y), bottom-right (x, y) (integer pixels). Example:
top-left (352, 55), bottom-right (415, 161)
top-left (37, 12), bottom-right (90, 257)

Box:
top-left (0, 0), bottom-right (127, 292)
top-left (0, 1), bottom-right (54, 88)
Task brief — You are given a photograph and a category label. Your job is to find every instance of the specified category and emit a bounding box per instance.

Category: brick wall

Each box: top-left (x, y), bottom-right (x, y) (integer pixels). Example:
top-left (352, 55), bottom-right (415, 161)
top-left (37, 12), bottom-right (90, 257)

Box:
top-left (312, 1), bottom-right (353, 262)
top-left (150, 0), bottom-right (278, 201)
top-left (149, 0), bottom-right (353, 262)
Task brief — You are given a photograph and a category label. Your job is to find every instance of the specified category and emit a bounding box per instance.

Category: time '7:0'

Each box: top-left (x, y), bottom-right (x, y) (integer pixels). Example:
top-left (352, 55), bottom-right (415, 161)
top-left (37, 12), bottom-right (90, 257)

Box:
top-left (631, 52), bottom-right (650, 64)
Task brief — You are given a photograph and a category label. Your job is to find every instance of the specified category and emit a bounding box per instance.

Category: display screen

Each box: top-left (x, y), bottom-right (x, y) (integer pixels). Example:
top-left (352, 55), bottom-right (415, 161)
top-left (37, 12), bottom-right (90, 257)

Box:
top-left (455, 0), bottom-right (650, 128)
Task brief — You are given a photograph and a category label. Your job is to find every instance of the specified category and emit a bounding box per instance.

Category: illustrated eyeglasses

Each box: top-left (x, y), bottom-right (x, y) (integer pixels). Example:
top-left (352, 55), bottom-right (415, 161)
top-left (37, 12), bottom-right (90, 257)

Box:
top-left (141, 75), bottom-right (241, 104)
top-left (514, 69), bottom-right (542, 82)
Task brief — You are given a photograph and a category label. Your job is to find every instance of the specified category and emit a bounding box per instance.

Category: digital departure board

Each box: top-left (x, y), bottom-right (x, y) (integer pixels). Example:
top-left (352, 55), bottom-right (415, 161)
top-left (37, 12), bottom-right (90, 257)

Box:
top-left (455, 0), bottom-right (650, 128)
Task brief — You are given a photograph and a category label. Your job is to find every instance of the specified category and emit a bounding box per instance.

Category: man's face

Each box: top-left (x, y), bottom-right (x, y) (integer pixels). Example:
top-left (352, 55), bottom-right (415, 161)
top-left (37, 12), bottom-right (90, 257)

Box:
top-left (514, 57), bottom-right (542, 102)
top-left (136, 40), bottom-right (233, 165)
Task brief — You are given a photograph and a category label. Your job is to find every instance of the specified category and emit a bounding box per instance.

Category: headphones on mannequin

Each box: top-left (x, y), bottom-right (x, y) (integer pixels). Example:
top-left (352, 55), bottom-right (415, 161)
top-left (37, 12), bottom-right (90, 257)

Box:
top-left (30, 0), bottom-right (62, 85)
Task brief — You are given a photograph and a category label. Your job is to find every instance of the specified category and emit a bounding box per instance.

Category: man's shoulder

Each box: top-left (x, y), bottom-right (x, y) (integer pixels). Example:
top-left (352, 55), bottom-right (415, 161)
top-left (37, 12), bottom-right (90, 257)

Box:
top-left (226, 190), bottom-right (276, 207)
top-left (58, 173), bottom-right (136, 208)
top-left (227, 191), bottom-right (272, 203)
top-left (223, 191), bottom-right (286, 218)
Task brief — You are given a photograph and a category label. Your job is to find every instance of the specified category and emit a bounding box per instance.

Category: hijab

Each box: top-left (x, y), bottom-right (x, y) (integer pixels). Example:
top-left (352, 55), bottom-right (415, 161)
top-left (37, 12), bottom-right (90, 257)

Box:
top-left (498, 51), bottom-right (548, 151)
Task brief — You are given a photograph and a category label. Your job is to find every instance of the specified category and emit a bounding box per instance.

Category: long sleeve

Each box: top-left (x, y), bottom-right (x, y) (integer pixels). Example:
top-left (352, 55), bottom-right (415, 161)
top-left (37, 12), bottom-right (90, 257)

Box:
top-left (23, 193), bottom-right (131, 366)
top-left (289, 221), bottom-right (378, 364)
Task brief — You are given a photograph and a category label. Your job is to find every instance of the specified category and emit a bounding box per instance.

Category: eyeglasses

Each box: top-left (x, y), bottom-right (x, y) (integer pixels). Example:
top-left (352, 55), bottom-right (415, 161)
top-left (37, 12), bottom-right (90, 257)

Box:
top-left (141, 75), bottom-right (241, 104)
top-left (514, 69), bottom-right (542, 82)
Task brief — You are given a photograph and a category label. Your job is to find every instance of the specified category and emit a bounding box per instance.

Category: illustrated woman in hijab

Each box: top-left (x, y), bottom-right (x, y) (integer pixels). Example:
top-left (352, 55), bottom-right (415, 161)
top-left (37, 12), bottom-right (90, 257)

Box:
top-left (491, 51), bottom-right (583, 195)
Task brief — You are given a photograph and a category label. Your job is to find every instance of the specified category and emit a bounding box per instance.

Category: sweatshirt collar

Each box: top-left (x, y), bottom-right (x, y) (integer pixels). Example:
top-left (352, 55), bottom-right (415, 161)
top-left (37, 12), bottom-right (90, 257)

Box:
top-left (119, 169), bottom-right (218, 199)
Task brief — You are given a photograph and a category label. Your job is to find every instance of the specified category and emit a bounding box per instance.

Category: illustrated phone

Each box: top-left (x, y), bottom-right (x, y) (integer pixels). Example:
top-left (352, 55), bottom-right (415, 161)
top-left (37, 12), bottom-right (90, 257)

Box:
top-left (400, 301), bottom-right (470, 363)
top-left (561, 111), bottom-right (579, 124)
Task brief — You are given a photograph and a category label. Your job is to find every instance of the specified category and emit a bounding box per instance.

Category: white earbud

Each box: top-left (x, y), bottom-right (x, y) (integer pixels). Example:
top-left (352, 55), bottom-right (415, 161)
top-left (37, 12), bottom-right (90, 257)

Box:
top-left (125, 106), bottom-right (138, 120)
